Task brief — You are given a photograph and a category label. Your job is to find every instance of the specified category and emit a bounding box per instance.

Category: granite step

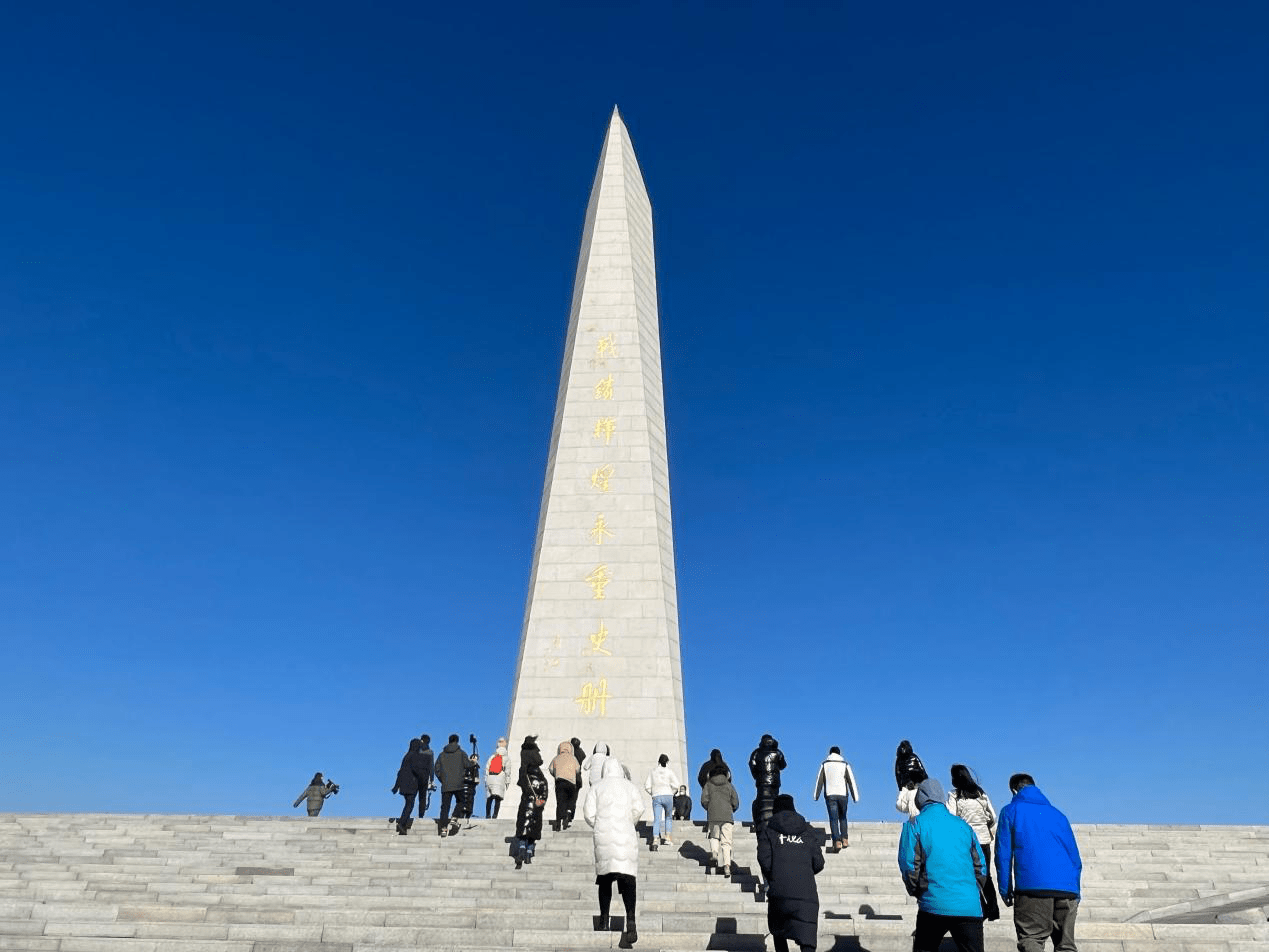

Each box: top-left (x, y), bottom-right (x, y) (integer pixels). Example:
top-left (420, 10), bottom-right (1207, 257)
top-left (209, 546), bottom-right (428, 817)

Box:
top-left (1, 814), bottom-right (1264, 952)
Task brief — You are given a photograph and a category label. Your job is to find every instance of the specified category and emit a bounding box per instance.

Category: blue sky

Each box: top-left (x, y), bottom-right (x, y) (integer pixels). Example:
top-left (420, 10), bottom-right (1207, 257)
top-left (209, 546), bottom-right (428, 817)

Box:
top-left (2, 2), bottom-right (1266, 824)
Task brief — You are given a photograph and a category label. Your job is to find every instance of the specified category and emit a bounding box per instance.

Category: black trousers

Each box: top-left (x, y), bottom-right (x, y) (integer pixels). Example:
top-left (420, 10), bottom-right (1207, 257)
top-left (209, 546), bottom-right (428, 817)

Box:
top-left (772, 937), bottom-right (813, 952)
top-left (439, 790), bottom-right (462, 824)
top-left (752, 785), bottom-right (778, 832)
top-left (597, 872), bottom-right (636, 923)
top-left (485, 794), bottom-right (502, 818)
top-left (555, 779), bottom-right (578, 826)
top-left (978, 842), bottom-right (1001, 920)
top-left (912, 910), bottom-right (983, 952)
top-left (397, 792), bottom-right (422, 826)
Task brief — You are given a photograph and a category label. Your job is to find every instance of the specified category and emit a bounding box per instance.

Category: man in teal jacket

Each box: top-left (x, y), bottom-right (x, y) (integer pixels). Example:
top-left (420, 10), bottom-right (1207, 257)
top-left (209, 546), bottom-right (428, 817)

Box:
top-left (897, 778), bottom-right (987, 952)
top-left (995, 773), bottom-right (1082, 952)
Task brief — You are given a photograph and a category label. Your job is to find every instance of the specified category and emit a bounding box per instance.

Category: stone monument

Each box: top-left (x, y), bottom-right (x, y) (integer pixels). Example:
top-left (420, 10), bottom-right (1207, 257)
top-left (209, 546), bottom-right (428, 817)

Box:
top-left (505, 108), bottom-right (687, 807)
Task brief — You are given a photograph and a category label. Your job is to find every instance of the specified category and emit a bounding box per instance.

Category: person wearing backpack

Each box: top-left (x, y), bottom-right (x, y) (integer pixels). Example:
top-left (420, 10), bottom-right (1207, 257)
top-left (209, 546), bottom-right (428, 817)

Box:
top-left (813, 746), bottom-right (860, 851)
top-left (485, 738), bottom-right (511, 818)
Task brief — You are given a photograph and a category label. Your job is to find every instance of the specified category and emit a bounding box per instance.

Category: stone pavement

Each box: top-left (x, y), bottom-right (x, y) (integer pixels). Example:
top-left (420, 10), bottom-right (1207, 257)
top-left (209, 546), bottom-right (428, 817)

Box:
top-left (0, 813), bottom-right (1265, 951)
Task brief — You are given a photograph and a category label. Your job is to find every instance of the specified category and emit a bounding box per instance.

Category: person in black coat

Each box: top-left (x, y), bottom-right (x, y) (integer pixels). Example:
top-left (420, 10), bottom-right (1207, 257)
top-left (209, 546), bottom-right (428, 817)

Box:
top-left (894, 739), bottom-right (927, 789)
top-left (748, 734), bottom-right (787, 832)
top-left (392, 738), bottom-right (432, 835)
top-left (415, 734), bottom-right (435, 813)
top-left (514, 736), bottom-right (549, 868)
top-left (757, 794), bottom-right (825, 952)
top-left (673, 785), bottom-right (692, 821)
top-left (697, 748), bottom-right (731, 790)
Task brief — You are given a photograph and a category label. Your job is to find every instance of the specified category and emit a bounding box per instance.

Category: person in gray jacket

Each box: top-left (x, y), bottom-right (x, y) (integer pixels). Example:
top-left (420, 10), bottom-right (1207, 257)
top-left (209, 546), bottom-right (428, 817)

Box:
top-left (434, 734), bottom-right (468, 836)
top-left (700, 763), bottom-right (740, 877)
top-left (293, 773), bottom-right (337, 817)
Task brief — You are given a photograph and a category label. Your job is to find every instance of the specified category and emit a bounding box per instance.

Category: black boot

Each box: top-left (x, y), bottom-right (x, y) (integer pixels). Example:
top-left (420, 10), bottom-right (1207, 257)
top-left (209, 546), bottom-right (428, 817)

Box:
top-left (619, 922), bottom-right (637, 947)
top-left (596, 915), bottom-right (609, 932)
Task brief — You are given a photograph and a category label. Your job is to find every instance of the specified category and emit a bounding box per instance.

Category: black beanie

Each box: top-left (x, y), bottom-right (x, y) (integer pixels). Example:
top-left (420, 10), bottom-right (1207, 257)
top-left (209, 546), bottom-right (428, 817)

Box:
top-left (773, 794), bottom-right (795, 813)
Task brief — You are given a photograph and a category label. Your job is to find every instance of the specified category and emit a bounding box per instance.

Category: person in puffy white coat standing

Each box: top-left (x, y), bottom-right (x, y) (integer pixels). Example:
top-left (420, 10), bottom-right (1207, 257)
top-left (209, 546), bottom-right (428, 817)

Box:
top-left (583, 758), bottom-right (644, 947)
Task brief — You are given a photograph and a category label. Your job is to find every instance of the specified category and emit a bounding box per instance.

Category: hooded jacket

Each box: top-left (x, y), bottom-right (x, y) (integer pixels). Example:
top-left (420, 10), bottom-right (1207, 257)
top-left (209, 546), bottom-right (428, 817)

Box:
top-left (484, 745), bottom-right (511, 797)
top-left (894, 740), bottom-right (927, 790)
top-left (995, 785), bottom-right (1082, 900)
top-left (749, 736), bottom-right (786, 792)
top-left (897, 779), bottom-right (986, 917)
top-left (583, 742), bottom-right (612, 786)
top-left (582, 758), bottom-right (644, 877)
top-left (515, 740), bottom-right (548, 841)
top-left (756, 806), bottom-right (824, 948)
top-left (434, 741), bottom-right (467, 793)
top-left (813, 752), bottom-right (860, 802)
top-left (701, 771), bottom-right (740, 825)
top-left (550, 741), bottom-right (581, 786)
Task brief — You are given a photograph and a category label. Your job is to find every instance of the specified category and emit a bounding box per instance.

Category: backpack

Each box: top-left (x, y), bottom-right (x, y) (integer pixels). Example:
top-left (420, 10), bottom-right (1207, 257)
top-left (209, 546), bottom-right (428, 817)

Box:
top-left (489, 754), bottom-right (503, 774)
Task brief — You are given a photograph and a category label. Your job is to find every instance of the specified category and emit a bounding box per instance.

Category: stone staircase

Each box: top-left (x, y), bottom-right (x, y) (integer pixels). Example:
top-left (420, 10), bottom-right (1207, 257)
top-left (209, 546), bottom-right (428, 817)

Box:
top-left (0, 813), bottom-right (1265, 951)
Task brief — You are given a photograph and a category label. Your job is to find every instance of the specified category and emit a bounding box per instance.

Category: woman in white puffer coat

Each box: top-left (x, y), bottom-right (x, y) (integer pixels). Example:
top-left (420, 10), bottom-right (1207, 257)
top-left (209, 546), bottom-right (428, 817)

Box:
top-left (582, 758), bottom-right (644, 945)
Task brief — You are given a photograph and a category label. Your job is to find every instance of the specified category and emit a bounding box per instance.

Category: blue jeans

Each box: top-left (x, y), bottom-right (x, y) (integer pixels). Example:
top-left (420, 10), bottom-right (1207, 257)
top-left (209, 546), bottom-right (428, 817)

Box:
top-left (825, 795), bottom-right (849, 842)
top-left (652, 795), bottom-right (673, 838)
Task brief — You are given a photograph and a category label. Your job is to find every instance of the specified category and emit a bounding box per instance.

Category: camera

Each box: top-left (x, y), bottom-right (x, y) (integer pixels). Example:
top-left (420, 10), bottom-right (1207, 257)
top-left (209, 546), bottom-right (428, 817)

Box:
top-left (469, 734), bottom-right (477, 745)
top-left (325, 780), bottom-right (340, 795)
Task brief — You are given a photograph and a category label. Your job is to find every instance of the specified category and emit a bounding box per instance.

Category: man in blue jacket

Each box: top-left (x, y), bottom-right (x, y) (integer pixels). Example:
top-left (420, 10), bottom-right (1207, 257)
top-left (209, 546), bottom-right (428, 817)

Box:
top-left (995, 773), bottom-right (1082, 952)
top-left (897, 778), bottom-right (987, 952)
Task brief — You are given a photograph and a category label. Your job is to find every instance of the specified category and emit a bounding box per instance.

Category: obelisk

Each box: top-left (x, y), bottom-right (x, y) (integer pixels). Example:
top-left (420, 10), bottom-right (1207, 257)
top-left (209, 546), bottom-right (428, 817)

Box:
top-left (505, 108), bottom-right (686, 809)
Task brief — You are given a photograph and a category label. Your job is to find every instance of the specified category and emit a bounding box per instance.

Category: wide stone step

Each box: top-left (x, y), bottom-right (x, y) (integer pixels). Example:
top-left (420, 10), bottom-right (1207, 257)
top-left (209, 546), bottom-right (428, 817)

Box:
top-left (2, 814), bottom-right (1266, 952)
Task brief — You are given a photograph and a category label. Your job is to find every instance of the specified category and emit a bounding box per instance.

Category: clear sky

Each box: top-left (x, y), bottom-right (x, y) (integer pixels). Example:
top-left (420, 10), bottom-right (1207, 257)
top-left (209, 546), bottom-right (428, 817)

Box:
top-left (2, 2), bottom-right (1266, 825)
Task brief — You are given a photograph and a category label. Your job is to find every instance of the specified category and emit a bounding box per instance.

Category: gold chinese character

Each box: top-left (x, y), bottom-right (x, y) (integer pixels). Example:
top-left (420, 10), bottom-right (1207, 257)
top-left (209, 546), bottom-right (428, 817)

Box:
top-left (590, 464), bottom-right (614, 492)
top-left (595, 334), bottom-right (618, 360)
top-left (588, 513), bottom-right (614, 545)
top-left (584, 564), bottom-right (612, 599)
top-left (552, 634), bottom-right (563, 649)
top-left (586, 620), bottom-right (612, 656)
top-left (542, 655), bottom-right (559, 670)
top-left (574, 678), bottom-right (612, 716)
top-left (594, 374), bottom-right (614, 400)
top-left (593, 417), bottom-right (616, 444)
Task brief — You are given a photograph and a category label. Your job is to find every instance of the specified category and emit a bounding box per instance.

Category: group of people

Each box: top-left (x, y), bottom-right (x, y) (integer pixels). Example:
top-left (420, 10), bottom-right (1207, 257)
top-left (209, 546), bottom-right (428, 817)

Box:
top-left (390, 733), bottom-right (488, 836)
top-left (332, 732), bottom-right (1081, 952)
top-left (894, 739), bottom-right (1083, 952)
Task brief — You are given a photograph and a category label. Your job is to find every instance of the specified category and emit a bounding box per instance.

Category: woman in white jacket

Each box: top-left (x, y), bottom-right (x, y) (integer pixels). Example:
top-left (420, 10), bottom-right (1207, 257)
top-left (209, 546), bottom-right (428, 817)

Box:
top-left (483, 739), bottom-right (511, 818)
top-left (583, 758), bottom-right (644, 945)
top-left (644, 753), bottom-right (681, 849)
top-left (947, 762), bottom-right (1000, 920)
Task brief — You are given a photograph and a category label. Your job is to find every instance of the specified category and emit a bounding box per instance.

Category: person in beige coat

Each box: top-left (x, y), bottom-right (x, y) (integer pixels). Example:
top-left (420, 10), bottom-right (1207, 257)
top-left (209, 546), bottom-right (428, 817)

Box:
top-left (550, 739), bottom-right (582, 831)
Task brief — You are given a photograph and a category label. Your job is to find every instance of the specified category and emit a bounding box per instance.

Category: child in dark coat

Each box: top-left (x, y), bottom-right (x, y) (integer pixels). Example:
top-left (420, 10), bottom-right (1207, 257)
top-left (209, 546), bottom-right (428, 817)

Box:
top-left (673, 785), bottom-right (692, 821)
top-left (757, 794), bottom-right (825, 952)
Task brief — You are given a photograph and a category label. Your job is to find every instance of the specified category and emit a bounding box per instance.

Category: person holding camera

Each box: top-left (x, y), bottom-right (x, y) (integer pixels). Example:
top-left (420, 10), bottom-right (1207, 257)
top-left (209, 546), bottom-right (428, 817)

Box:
top-left (293, 773), bottom-right (338, 817)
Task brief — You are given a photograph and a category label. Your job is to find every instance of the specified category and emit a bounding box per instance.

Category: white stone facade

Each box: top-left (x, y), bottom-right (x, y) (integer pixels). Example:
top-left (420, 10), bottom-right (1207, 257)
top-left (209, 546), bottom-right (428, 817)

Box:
top-left (505, 110), bottom-right (687, 812)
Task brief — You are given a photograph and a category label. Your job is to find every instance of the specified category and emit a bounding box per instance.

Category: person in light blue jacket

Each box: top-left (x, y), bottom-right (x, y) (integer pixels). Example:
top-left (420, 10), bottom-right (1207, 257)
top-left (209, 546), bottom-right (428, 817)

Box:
top-left (995, 773), bottom-right (1082, 952)
top-left (897, 778), bottom-right (987, 952)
